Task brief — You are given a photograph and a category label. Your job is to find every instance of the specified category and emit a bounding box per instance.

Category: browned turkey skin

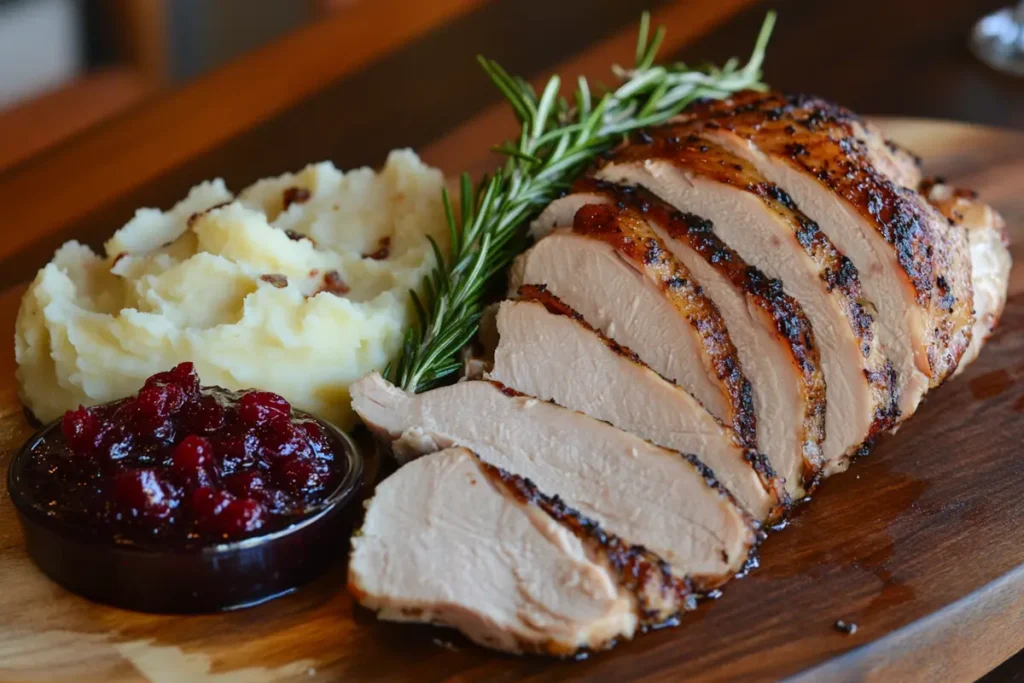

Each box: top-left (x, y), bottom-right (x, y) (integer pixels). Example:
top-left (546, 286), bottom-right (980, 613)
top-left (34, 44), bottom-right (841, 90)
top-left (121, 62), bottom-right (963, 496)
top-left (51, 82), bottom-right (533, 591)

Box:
top-left (485, 456), bottom-right (696, 626)
top-left (347, 90), bottom-right (1009, 658)
top-left (508, 282), bottom-right (789, 519)
top-left (596, 133), bottom-right (898, 473)
top-left (601, 135), bottom-right (879, 380)
top-left (570, 202), bottom-right (758, 448)
top-left (920, 176), bottom-right (1011, 374)
top-left (348, 447), bottom-right (688, 656)
top-left (673, 93), bottom-right (966, 316)
top-left (569, 179), bottom-right (826, 493)
top-left (350, 372), bottom-right (758, 589)
top-left (668, 91), bottom-right (974, 419)
top-left (678, 91), bottom-right (924, 189)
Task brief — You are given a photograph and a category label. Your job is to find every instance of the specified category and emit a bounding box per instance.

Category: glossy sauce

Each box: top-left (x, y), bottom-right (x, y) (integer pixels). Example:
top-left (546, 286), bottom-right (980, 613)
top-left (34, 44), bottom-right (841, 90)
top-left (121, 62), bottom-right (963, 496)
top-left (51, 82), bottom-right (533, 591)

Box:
top-left (18, 363), bottom-right (348, 547)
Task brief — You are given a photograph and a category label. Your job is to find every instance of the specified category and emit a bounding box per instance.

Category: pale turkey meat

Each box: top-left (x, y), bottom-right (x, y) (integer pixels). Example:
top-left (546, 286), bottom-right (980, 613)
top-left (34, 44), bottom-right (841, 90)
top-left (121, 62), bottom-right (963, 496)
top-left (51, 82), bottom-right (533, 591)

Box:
top-left (920, 178), bottom-right (1011, 373)
top-left (489, 285), bottom-right (786, 520)
top-left (533, 180), bottom-right (826, 499)
top-left (350, 372), bottom-right (756, 589)
top-left (593, 135), bottom-right (897, 475)
top-left (667, 92), bottom-right (975, 422)
top-left (347, 90), bottom-right (1011, 658)
top-left (511, 201), bottom-right (757, 448)
top-left (349, 447), bottom-right (694, 655)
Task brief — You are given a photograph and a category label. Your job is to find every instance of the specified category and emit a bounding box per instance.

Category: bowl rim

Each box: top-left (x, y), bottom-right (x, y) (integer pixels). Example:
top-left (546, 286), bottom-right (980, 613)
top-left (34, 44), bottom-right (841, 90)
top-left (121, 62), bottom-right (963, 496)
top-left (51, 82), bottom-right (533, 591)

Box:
top-left (7, 409), bottom-right (364, 556)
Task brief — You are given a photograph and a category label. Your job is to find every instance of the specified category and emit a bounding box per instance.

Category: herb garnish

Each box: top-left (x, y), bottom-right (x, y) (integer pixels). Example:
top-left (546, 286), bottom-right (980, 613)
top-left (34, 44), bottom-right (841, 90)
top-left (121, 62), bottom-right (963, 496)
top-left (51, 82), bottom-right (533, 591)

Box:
top-left (388, 11), bottom-right (777, 392)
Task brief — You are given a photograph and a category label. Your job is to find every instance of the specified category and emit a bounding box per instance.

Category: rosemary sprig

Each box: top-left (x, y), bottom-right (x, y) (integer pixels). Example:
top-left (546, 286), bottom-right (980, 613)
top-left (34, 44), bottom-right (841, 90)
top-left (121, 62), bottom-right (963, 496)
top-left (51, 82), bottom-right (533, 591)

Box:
top-left (388, 11), bottom-right (777, 393)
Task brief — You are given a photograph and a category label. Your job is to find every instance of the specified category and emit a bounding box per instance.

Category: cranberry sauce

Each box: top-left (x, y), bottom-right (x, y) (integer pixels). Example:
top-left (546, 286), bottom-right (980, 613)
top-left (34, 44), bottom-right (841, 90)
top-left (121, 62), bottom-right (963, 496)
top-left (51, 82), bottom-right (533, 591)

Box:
top-left (20, 363), bottom-right (348, 546)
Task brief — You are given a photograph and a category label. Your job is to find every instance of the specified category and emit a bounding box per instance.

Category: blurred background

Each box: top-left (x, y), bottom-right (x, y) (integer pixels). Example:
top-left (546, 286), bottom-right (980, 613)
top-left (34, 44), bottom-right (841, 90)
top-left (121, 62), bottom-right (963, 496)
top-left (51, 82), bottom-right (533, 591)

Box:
top-left (0, 0), bottom-right (1021, 178)
top-left (0, 0), bottom-right (353, 170)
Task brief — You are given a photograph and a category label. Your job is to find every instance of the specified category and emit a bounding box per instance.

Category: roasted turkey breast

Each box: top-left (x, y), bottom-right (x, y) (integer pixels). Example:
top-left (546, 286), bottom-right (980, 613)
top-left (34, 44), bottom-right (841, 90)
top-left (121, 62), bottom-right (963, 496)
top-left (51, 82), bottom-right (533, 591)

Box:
top-left (595, 135), bottom-right (896, 474)
top-left (534, 180), bottom-right (826, 499)
top-left (347, 91), bottom-right (1011, 658)
top-left (351, 373), bottom-right (756, 589)
top-left (667, 92), bottom-right (974, 422)
top-left (490, 285), bottom-right (786, 520)
top-left (677, 92), bottom-right (924, 190)
top-left (511, 204), bottom-right (756, 447)
top-left (921, 178), bottom-right (1012, 373)
top-left (349, 447), bottom-right (694, 655)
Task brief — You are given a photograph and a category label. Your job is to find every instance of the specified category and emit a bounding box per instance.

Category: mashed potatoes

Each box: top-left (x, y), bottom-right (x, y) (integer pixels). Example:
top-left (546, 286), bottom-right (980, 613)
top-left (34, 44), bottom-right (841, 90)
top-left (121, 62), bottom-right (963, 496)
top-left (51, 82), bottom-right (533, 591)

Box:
top-left (16, 150), bottom-right (447, 428)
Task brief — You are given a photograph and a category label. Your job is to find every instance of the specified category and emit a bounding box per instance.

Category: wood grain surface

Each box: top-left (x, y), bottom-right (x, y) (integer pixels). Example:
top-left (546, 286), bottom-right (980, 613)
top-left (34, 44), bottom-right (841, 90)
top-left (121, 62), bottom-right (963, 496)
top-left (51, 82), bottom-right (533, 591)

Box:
top-left (0, 116), bottom-right (1019, 683)
top-left (1, 1), bottom-right (1023, 680)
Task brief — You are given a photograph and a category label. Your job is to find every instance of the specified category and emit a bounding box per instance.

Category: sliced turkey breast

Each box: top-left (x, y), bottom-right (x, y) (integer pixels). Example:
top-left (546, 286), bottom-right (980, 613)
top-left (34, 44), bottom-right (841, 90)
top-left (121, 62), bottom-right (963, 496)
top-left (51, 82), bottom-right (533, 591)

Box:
top-left (349, 447), bottom-right (679, 655)
top-left (510, 204), bottom-right (756, 448)
top-left (535, 180), bottom-right (826, 499)
top-left (350, 373), bottom-right (756, 589)
top-left (669, 92), bottom-right (974, 421)
top-left (484, 456), bottom-right (696, 626)
top-left (921, 179), bottom-right (1012, 374)
top-left (852, 130), bottom-right (922, 191)
top-left (595, 137), bottom-right (896, 474)
top-left (678, 91), bottom-right (923, 190)
top-left (490, 286), bottom-right (785, 520)
top-left (872, 138), bottom-right (922, 190)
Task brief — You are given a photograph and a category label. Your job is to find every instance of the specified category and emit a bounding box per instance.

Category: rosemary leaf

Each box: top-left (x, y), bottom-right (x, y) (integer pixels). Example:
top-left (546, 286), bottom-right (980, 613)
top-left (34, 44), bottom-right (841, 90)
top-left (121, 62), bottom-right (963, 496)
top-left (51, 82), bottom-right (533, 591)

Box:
top-left (386, 11), bottom-right (777, 393)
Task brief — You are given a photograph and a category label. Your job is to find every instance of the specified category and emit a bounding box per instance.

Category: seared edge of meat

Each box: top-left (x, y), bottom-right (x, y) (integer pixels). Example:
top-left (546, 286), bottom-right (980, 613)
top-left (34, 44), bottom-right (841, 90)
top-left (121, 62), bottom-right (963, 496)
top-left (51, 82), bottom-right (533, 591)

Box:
top-left (879, 137), bottom-right (923, 188)
top-left (676, 91), bottom-right (923, 189)
top-left (509, 227), bottom-right (751, 450)
top-left (480, 456), bottom-right (697, 627)
top-left (573, 179), bottom-right (827, 492)
top-left (671, 91), bottom-right (974, 387)
top-left (351, 372), bottom-right (759, 590)
top-left (571, 201), bottom-right (758, 448)
top-left (513, 282), bottom-right (789, 518)
top-left (601, 133), bottom-right (900, 448)
top-left (348, 447), bottom-right (639, 656)
top-left (493, 376), bottom-right (766, 588)
top-left (921, 178), bottom-right (1012, 374)
top-left (484, 381), bottom-right (762, 540)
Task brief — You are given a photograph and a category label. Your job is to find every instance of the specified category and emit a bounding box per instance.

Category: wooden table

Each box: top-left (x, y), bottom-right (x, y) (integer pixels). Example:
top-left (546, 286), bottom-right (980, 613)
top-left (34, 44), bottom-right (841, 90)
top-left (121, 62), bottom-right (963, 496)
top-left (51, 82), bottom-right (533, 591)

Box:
top-left (1, 1), bottom-right (1022, 680)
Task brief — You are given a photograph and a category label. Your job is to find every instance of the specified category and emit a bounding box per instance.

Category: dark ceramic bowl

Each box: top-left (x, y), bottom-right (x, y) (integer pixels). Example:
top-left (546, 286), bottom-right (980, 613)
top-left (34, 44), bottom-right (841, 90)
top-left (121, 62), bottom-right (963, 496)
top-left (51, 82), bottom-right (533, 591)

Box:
top-left (7, 413), bottom-right (363, 614)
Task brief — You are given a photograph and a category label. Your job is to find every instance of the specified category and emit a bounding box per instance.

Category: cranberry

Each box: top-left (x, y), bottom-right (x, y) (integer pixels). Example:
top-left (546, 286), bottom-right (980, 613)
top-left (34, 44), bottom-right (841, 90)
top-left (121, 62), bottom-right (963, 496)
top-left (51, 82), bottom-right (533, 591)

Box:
top-left (192, 485), bottom-right (231, 518)
top-left (172, 435), bottom-right (215, 487)
top-left (193, 488), bottom-right (265, 536)
top-left (41, 365), bottom-right (346, 544)
top-left (145, 362), bottom-right (200, 395)
top-left (192, 486), bottom-right (233, 523)
top-left (260, 419), bottom-right (313, 460)
top-left (215, 432), bottom-right (258, 474)
top-left (214, 499), bottom-right (266, 535)
top-left (169, 362), bottom-right (200, 388)
top-left (114, 469), bottom-right (176, 520)
top-left (238, 391), bottom-right (290, 426)
top-left (99, 422), bottom-right (136, 462)
top-left (62, 406), bottom-right (102, 455)
top-left (136, 383), bottom-right (185, 420)
top-left (115, 400), bottom-right (175, 442)
top-left (181, 394), bottom-right (226, 434)
top-left (295, 421), bottom-right (331, 456)
top-left (274, 456), bottom-right (325, 493)
top-left (224, 471), bottom-right (266, 498)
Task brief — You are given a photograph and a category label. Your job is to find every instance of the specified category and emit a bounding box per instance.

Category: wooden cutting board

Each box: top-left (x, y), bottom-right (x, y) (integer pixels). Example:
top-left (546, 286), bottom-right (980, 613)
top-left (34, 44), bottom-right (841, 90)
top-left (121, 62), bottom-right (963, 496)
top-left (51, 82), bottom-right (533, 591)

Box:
top-left (0, 118), bottom-right (1022, 683)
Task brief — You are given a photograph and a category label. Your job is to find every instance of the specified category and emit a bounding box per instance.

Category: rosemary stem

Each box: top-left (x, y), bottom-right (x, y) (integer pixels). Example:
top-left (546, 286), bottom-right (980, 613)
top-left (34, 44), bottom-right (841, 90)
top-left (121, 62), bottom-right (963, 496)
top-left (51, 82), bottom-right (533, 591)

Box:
top-left (386, 11), bottom-right (777, 393)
